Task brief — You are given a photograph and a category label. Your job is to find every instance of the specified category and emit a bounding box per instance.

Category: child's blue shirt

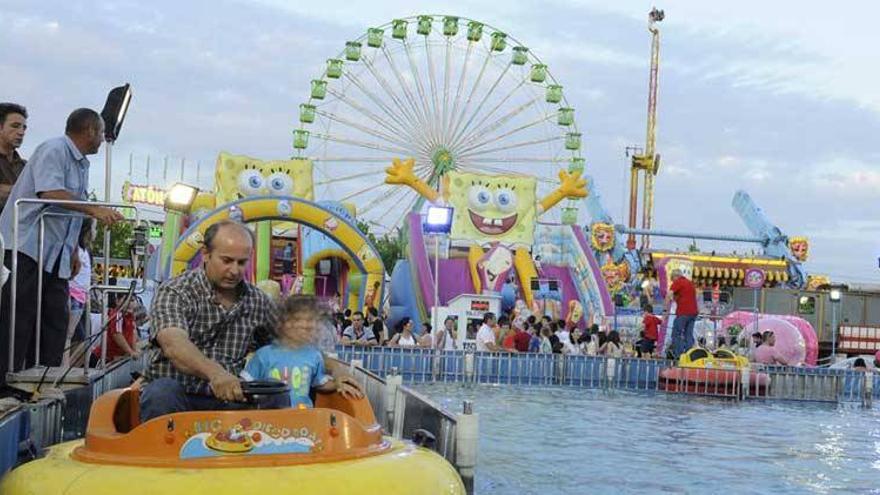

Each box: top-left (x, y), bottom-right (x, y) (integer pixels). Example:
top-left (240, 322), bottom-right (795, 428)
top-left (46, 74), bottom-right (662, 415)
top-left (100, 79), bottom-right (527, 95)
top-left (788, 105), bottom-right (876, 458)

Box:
top-left (242, 343), bottom-right (330, 408)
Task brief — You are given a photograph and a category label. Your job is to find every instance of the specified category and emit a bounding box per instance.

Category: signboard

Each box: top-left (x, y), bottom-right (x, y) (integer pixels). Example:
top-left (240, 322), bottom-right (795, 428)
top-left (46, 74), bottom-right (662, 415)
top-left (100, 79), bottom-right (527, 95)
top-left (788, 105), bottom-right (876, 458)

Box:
top-left (744, 268), bottom-right (766, 289)
top-left (122, 181), bottom-right (166, 207)
top-left (469, 299), bottom-right (490, 313)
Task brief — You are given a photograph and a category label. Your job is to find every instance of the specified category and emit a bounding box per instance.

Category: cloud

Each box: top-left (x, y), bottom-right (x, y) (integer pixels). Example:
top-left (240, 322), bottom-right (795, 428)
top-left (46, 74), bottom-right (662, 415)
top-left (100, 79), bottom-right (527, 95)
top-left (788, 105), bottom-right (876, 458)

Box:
top-left (803, 157), bottom-right (880, 194)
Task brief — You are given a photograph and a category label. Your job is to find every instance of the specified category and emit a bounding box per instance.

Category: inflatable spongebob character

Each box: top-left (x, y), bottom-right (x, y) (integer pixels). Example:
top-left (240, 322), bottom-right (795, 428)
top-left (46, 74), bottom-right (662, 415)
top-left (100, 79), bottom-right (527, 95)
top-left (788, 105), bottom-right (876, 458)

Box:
top-left (590, 222), bottom-right (616, 253)
top-left (186, 152), bottom-right (314, 222)
top-left (601, 260), bottom-right (629, 294)
top-left (788, 236), bottom-right (809, 262)
top-left (806, 274), bottom-right (830, 291)
top-left (386, 158), bottom-right (587, 306)
top-left (215, 152), bottom-right (314, 203)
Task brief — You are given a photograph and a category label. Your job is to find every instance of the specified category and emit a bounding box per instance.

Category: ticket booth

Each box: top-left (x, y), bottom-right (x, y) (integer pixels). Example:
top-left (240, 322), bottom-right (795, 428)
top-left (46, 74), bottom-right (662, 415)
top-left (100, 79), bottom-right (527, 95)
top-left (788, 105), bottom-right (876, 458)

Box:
top-left (440, 293), bottom-right (502, 349)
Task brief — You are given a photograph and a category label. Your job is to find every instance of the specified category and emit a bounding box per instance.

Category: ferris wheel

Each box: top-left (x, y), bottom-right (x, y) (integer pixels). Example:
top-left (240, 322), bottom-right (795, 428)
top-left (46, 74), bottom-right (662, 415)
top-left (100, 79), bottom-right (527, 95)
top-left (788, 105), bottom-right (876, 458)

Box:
top-left (293, 14), bottom-right (586, 230)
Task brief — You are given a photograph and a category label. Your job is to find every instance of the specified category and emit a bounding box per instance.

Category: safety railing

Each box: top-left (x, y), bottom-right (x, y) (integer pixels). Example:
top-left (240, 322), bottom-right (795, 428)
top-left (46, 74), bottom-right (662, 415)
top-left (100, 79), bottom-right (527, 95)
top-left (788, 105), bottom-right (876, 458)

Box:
top-left (336, 346), bottom-right (878, 407)
top-left (330, 355), bottom-right (476, 493)
top-left (6, 198), bottom-right (143, 382)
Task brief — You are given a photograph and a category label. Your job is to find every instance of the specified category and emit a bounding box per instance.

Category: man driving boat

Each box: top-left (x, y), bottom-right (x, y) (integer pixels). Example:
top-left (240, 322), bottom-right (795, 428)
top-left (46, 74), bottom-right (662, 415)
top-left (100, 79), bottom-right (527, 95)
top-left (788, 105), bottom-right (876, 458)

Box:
top-left (140, 220), bottom-right (362, 422)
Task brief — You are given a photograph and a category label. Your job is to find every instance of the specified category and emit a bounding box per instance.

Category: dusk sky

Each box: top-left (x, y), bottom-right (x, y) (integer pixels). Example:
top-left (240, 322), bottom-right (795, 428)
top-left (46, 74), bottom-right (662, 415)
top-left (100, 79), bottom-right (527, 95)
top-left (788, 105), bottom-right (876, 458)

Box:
top-left (2, 0), bottom-right (878, 284)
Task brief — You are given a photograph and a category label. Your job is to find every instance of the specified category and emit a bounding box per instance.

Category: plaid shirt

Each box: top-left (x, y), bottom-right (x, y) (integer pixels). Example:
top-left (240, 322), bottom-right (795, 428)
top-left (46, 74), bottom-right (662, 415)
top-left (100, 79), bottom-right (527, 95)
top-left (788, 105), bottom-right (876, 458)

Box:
top-left (145, 269), bottom-right (278, 395)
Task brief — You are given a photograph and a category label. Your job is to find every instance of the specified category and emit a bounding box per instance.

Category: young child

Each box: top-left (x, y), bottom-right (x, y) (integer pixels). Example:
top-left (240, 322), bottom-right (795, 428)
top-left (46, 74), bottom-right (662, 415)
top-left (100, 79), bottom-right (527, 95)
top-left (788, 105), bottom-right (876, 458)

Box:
top-left (242, 295), bottom-right (337, 408)
top-left (641, 304), bottom-right (661, 357)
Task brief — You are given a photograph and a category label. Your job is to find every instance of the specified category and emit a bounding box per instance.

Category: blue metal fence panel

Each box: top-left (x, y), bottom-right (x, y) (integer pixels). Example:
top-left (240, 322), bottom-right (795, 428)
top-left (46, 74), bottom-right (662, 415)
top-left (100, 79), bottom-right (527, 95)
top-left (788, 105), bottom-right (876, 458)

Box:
top-left (0, 409), bottom-right (27, 477)
top-left (335, 346), bottom-right (876, 405)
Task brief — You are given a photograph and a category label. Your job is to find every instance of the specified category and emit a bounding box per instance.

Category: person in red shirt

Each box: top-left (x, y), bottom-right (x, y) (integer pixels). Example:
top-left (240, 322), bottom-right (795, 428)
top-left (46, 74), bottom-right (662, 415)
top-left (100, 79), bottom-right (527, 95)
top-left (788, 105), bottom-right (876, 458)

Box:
top-left (499, 316), bottom-right (518, 352)
top-left (640, 304), bottom-right (661, 357)
top-left (91, 297), bottom-right (139, 366)
top-left (513, 321), bottom-right (532, 352)
top-left (664, 269), bottom-right (699, 358)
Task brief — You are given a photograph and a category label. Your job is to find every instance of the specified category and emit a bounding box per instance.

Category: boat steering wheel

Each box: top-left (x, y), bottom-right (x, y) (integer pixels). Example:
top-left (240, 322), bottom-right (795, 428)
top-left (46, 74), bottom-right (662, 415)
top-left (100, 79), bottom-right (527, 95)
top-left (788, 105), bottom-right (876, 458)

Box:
top-left (239, 380), bottom-right (290, 404)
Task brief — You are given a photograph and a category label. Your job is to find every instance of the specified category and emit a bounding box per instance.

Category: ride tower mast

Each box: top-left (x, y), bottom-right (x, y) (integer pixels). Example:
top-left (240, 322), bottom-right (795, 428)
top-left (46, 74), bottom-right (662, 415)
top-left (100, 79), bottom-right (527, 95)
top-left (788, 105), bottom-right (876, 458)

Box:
top-left (626, 7), bottom-right (664, 250)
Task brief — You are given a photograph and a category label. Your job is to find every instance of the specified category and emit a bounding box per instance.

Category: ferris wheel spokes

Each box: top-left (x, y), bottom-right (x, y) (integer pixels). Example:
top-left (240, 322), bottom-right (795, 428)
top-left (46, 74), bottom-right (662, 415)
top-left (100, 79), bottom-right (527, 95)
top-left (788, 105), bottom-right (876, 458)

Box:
top-left (378, 44), bottom-right (438, 150)
top-left (455, 96), bottom-right (544, 154)
top-left (312, 132), bottom-right (413, 156)
top-left (403, 40), bottom-right (442, 151)
top-left (446, 40), bottom-right (475, 149)
top-left (316, 110), bottom-right (417, 153)
top-left (325, 87), bottom-right (417, 148)
top-left (447, 61), bottom-right (512, 149)
top-left (360, 57), bottom-right (426, 138)
top-left (446, 47), bottom-right (496, 147)
top-left (342, 71), bottom-right (424, 144)
top-left (448, 75), bottom-right (528, 151)
top-left (424, 37), bottom-right (443, 139)
top-left (458, 135), bottom-right (565, 161)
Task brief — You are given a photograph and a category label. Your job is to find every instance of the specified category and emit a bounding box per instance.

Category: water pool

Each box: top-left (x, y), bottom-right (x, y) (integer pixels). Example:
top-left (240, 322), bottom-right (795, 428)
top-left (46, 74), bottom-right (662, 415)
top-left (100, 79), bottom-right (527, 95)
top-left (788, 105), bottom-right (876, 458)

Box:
top-left (413, 383), bottom-right (880, 494)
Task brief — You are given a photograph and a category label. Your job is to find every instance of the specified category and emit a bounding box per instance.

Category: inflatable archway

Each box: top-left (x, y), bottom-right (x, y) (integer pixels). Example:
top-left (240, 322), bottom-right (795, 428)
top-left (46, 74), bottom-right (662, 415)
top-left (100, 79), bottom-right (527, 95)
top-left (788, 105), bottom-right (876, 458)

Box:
top-left (170, 196), bottom-right (385, 311)
top-left (302, 248), bottom-right (360, 310)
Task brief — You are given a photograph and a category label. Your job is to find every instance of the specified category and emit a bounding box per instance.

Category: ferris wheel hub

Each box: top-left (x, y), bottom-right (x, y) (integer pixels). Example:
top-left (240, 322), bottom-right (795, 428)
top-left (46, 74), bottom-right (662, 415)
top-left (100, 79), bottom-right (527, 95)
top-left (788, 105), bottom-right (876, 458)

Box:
top-left (431, 146), bottom-right (456, 175)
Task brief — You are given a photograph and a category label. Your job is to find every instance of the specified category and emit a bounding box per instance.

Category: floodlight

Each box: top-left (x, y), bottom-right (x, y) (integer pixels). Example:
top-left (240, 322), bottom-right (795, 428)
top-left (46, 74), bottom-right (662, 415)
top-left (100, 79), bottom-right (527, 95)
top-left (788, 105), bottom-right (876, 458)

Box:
top-left (100, 83), bottom-right (133, 142)
top-left (164, 183), bottom-right (199, 214)
top-left (829, 289), bottom-right (842, 302)
top-left (424, 206), bottom-right (454, 234)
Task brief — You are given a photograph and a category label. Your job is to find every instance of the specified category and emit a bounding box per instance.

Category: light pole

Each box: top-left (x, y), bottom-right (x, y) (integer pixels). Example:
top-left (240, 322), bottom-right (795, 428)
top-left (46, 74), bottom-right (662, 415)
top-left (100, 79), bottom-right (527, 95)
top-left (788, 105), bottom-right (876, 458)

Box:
top-left (829, 287), bottom-right (842, 359)
top-left (424, 206), bottom-right (454, 337)
top-left (99, 84), bottom-right (133, 283)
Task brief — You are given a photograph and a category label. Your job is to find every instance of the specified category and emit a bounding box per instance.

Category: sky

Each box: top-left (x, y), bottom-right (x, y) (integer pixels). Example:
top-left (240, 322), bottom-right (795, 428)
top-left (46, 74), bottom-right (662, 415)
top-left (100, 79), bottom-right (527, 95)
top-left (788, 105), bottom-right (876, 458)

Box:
top-left (1, 0), bottom-right (879, 284)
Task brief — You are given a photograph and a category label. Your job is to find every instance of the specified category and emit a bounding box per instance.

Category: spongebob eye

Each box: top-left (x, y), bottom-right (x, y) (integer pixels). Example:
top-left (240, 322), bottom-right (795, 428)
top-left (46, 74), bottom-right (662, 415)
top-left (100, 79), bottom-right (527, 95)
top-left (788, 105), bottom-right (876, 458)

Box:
top-left (237, 169), bottom-right (264, 197)
top-left (494, 188), bottom-right (517, 213)
top-left (266, 172), bottom-right (294, 196)
top-left (468, 185), bottom-right (492, 211)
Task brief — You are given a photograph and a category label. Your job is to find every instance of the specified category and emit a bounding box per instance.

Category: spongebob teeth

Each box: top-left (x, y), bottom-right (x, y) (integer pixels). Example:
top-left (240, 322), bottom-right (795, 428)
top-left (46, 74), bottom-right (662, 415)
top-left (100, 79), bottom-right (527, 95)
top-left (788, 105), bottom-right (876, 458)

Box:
top-left (482, 217), bottom-right (493, 225)
top-left (493, 218), bottom-right (503, 226)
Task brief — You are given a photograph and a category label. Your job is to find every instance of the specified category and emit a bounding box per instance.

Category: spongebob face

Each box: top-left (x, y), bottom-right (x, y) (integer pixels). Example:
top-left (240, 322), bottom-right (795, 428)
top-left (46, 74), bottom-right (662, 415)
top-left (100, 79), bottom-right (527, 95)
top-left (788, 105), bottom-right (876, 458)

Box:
top-left (446, 171), bottom-right (536, 245)
top-left (590, 223), bottom-right (615, 252)
top-left (215, 152), bottom-right (314, 205)
top-left (601, 260), bottom-right (629, 292)
top-left (788, 237), bottom-right (809, 262)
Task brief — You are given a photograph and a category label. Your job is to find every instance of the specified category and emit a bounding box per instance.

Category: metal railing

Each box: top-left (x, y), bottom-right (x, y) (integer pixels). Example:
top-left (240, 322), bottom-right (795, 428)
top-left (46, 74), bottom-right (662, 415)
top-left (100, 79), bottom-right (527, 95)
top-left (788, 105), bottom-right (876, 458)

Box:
top-left (7, 198), bottom-right (142, 378)
top-left (333, 355), bottom-right (474, 493)
top-left (336, 345), bottom-right (878, 407)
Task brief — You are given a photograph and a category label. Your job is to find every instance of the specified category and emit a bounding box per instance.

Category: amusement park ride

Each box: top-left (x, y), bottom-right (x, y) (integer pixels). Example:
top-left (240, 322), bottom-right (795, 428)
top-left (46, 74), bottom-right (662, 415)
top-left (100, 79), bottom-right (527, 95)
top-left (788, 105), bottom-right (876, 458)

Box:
top-left (147, 10), bottom-right (816, 336)
top-left (2, 9), bottom-right (821, 394)
top-left (0, 10), bottom-right (846, 492)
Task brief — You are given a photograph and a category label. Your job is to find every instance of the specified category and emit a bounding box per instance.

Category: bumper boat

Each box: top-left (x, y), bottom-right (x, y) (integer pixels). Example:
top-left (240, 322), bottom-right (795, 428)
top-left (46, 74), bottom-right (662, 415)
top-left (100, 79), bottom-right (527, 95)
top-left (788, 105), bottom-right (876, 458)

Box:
top-left (1, 381), bottom-right (464, 494)
top-left (659, 348), bottom-right (770, 396)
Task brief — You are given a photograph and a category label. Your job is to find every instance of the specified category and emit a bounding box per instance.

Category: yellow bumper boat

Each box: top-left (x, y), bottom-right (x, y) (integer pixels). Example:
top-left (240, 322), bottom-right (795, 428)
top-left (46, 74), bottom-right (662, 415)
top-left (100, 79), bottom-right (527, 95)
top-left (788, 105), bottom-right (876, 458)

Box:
top-left (1, 384), bottom-right (464, 494)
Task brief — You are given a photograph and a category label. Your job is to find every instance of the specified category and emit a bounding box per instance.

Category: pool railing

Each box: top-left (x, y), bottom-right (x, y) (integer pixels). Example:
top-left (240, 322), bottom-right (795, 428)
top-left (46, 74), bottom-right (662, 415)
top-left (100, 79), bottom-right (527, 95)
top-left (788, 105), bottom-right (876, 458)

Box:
top-left (335, 345), bottom-right (878, 407)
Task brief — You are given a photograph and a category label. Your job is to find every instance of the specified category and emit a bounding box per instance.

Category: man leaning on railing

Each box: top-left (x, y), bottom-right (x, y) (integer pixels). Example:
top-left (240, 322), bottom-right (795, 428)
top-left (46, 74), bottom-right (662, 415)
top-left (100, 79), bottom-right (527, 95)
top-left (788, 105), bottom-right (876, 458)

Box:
top-left (0, 108), bottom-right (124, 386)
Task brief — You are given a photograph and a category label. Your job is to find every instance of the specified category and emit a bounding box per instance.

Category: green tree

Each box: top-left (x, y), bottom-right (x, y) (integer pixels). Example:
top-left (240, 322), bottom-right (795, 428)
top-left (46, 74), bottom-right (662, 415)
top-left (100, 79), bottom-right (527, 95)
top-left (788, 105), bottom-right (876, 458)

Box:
top-left (94, 222), bottom-right (134, 258)
top-left (356, 220), bottom-right (405, 272)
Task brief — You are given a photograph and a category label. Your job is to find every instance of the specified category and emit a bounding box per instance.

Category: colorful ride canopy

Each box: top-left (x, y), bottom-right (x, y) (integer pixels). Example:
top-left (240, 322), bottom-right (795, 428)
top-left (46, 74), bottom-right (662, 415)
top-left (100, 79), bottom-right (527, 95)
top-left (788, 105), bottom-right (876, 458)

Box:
top-left (170, 196), bottom-right (385, 310)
